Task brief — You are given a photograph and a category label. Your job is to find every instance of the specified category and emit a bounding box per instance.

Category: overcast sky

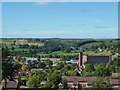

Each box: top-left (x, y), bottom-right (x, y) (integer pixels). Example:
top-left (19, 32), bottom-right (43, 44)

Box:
top-left (2, 2), bottom-right (118, 39)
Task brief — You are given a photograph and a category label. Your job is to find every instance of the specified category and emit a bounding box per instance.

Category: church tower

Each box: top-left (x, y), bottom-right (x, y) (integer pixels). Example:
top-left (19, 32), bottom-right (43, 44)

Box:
top-left (78, 52), bottom-right (83, 67)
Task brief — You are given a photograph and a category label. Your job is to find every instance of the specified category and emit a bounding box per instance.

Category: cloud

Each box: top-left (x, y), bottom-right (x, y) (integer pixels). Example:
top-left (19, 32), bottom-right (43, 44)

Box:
top-left (95, 26), bottom-right (108, 28)
top-left (34, 2), bottom-right (49, 6)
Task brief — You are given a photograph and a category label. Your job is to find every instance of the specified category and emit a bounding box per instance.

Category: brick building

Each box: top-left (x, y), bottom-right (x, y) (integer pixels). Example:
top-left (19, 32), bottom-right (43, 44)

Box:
top-left (78, 52), bottom-right (112, 67)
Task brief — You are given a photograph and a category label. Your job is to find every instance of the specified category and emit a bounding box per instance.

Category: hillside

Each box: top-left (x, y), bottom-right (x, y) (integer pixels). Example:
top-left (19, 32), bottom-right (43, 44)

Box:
top-left (1, 38), bottom-right (119, 61)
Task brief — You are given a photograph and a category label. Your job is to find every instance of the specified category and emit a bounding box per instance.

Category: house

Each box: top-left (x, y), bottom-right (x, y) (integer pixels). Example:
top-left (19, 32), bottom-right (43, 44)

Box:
top-left (31, 68), bottom-right (44, 72)
top-left (110, 79), bottom-right (120, 88)
top-left (18, 70), bottom-right (32, 76)
top-left (112, 73), bottom-right (120, 77)
top-left (6, 81), bottom-right (19, 89)
top-left (1, 75), bottom-right (20, 89)
top-left (62, 76), bottom-right (96, 88)
top-left (62, 76), bottom-right (120, 89)
top-left (19, 68), bottom-right (47, 77)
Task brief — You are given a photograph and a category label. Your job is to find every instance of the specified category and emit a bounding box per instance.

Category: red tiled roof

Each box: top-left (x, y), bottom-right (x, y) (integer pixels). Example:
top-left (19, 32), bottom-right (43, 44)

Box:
top-left (31, 68), bottom-right (43, 72)
top-left (62, 76), bottom-right (96, 84)
top-left (112, 73), bottom-right (120, 77)
top-left (6, 81), bottom-right (18, 88)
top-left (63, 76), bottom-right (120, 85)
top-left (110, 79), bottom-right (120, 85)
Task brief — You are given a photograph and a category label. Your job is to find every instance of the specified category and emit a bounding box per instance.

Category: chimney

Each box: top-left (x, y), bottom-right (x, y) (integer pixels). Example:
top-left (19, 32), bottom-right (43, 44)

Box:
top-left (78, 52), bottom-right (83, 67)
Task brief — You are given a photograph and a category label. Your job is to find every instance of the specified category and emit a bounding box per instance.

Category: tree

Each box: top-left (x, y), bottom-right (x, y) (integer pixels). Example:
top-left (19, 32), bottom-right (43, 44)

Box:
top-left (11, 47), bottom-right (15, 51)
top-left (95, 63), bottom-right (111, 77)
top-left (22, 57), bottom-right (26, 62)
top-left (26, 71), bottom-right (47, 88)
top-left (82, 71), bottom-right (95, 77)
top-left (2, 47), bottom-right (10, 59)
top-left (66, 70), bottom-right (78, 76)
top-left (14, 63), bottom-right (22, 71)
top-left (21, 65), bottom-right (28, 70)
top-left (46, 70), bottom-right (62, 88)
top-left (2, 48), bottom-right (17, 88)
top-left (106, 63), bottom-right (116, 73)
top-left (84, 64), bottom-right (95, 72)
top-left (81, 64), bottom-right (95, 76)
top-left (37, 56), bottom-right (41, 61)
top-left (91, 77), bottom-right (112, 88)
top-left (37, 62), bottom-right (46, 69)
top-left (62, 78), bottom-right (68, 88)
top-left (56, 62), bottom-right (65, 70)
top-left (26, 74), bottom-right (40, 88)
top-left (16, 56), bottom-right (22, 62)
top-left (112, 57), bottom-right (120, 66)
top-left (45, 59), bottom-right (53, 66)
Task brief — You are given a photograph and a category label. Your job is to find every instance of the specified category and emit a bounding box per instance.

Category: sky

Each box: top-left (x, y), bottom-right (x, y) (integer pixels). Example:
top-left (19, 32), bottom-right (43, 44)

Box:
top-left (2, 2), bottom-right (118, 39)
top-left (2, 0), bottom-right (120, 2)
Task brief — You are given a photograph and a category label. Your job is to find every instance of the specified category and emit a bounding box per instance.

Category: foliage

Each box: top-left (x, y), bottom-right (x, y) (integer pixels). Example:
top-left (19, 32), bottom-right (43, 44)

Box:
top-left (26, 71), bottom-right (47, 88)
top-left (95, 63), bottom-right (111, 77)
top-left (81, 64), bottom-right (95, 76)
top-left (66, 70), bottom-right (78, 76)
top-left (61, 78), bottom-right (68, 88)
top-left (36, 62), bottom-right (46, 69)
top-left (81, 63), bottom-right (113, 77)
top-left (21, 65), bottom-right (28, 70)
top-left (2, 48), bottom-right (18, 88)
top-left (46, 70), bottom-right (62, 88)
top-left (112, 57), bottom-right (120, 66)
top-left (45, 59), bottom-right (53, 66)
top-left (84, 64), bottom-right (95, 72)
top-left (91, 77), bottom-right (112, 88)
top-left (14, 63), bottom-right (22, 70)
top-left (26, 74), bottom-right (40, 88)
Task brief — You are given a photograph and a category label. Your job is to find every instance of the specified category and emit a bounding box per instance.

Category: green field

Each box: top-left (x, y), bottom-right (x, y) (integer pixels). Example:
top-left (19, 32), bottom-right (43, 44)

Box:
top-left (1, 39), bottom-right (44, 46)
top-left (25, 57), bottom-right (61, 61)
top-left (52, 51), bottom-right (65, 54)
top-left (37, 53), bottom-right (50, 56)
top-left (14, 48), bottom-right (29, 51)
top-left (15, 40), bottom-right (28, 45)
top-left (26, 57), bottom-right (37, 60)
top-left (71, 49), bottom-right (85, 53)
top-left (41, 58), bottom-right (61, 61)
top-left (0, 39), bottom-right (16, 42)
top-left (15, 40), bottom-right (44, 46)
top-left (83, 51), bottom-right (112, 55)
